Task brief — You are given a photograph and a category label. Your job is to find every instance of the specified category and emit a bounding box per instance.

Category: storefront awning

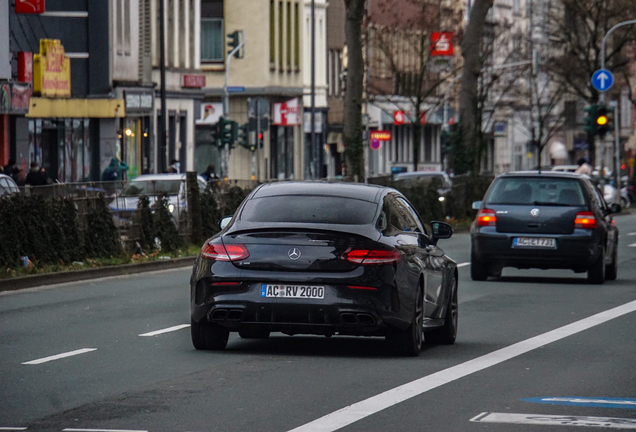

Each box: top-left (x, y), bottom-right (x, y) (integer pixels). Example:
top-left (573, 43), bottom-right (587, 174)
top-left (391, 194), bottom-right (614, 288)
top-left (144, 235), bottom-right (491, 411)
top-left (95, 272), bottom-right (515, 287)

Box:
top-left (26, 98), bottom-right (126, 118)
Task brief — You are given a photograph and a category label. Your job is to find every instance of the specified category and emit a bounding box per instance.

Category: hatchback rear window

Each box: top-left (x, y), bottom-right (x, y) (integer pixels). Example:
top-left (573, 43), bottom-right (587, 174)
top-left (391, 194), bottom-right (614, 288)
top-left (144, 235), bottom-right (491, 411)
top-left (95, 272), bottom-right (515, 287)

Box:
top-left (122, 179), bottom-right (182, 197)
top-left (487, 177), bottom-right (585, 206)
top-left (240, 195), bottom-right (378, 224)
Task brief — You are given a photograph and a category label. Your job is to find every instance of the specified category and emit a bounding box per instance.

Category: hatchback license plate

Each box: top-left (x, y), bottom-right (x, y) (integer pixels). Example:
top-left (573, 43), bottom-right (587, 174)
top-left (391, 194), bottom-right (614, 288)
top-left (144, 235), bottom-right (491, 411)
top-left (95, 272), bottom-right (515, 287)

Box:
top-left (513, 237), bottom-right (556, 248)
top-left (261, 284), bottom-right (325, 299)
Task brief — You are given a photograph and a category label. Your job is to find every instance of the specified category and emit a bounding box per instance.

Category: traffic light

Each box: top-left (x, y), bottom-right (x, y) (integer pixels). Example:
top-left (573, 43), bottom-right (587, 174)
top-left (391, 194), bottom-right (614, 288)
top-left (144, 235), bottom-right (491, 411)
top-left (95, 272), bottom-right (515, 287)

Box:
top-left (596, 105), bottom-right (613, 136)
top-left (230, 121), bottom-right (239, 148)
top-left (583, 104), bottom-right (599, 136)
top-left (237, 123), bottom-right (249, 149)
top-left (217, 117), bottom-right (232, 147)
top-left (227, 30), bottom-right (243, 59)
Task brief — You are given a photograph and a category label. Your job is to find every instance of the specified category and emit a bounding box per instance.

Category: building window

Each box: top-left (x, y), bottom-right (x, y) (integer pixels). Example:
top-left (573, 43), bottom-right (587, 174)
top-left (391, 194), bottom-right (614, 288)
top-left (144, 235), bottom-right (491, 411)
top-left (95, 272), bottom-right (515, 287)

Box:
top-left (201, 0), bottom-right (224, 63)
top-left (270, 0), bottom-right (276, 66)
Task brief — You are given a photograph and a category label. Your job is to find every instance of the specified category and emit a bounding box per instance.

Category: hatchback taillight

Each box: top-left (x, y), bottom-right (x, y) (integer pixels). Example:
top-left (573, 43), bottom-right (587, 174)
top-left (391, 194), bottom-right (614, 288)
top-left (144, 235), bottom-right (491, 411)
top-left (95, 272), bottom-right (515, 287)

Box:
top-left (343, 249), bottom-right (401, 265)
top-left (201, 241), bottom-right (249, 261)
top-left (476, 209), bottom-right (497, 227)
top-left (574, 212), bottom-right (597, 229)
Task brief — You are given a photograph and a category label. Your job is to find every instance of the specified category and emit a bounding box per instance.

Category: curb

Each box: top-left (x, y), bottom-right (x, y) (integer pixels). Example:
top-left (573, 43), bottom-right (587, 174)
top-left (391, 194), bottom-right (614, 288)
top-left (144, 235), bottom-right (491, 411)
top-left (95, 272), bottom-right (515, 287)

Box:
top-left (0, 256), bottom-right (196, 293)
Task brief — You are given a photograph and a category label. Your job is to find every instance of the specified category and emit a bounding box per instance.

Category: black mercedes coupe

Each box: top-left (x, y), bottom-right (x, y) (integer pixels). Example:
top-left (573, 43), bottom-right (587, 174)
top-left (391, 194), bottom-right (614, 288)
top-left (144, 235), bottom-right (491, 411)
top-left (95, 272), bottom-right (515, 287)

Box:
top-left (190, 182), bottom-right (458, 356)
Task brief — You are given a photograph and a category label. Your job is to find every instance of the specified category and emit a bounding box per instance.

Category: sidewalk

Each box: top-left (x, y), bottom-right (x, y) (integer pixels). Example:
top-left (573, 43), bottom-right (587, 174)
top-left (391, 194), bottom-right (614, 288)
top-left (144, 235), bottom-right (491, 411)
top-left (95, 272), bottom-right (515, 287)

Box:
top-left (0, 256), bottom-right (196, 293)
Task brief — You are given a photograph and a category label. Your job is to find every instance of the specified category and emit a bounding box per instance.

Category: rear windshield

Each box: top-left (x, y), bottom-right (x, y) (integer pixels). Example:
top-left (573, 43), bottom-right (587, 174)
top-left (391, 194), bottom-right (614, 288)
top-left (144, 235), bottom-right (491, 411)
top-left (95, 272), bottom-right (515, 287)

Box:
top-left (240, 195), bottom-right (378, 224)
top-left (487, 177), bottom-right (585, 206)
top-left (122, 179), bottom-right (182, 197)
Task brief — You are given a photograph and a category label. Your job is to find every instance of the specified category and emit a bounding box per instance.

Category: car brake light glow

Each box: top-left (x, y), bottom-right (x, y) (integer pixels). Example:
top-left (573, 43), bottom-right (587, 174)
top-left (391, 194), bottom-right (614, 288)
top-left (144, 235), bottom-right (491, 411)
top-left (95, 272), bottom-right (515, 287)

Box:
top-left (347, 285), bottom-right (378, 291)
top-left (476, 209), bottom-right (497, 226)
top-left (201, 242), bottom-right (249, 261)
top-left (343, 249), bottom-right (401, 265)
top-left (574, 212), bottom-right (597, 229)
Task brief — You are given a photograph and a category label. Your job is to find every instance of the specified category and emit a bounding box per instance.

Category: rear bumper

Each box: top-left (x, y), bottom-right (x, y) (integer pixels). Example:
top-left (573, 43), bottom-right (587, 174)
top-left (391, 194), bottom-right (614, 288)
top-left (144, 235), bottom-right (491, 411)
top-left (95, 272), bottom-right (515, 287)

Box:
top-left (191, 278), bottom-right (405, 336)
top-left (471, 227), bottom-right (602, 271)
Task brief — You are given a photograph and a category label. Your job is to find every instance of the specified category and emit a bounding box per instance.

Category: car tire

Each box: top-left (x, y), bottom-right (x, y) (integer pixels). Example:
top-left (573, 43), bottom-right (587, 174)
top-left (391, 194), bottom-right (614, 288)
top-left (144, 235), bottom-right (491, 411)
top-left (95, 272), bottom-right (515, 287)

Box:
top-left (191, 318), bottom-right (229, 350)
top-left (425, 274), bottom-right (458, 345)
top-left (587, 248), bottom-right (605, 284)
top-left (238, 328), bottom-right (271, 339)
top-left (470, 253), bottom-right (489, 281)
top-left (605, 247), bottom-right (618, 281)
top-left (386, 283), bottom-right (423, 356)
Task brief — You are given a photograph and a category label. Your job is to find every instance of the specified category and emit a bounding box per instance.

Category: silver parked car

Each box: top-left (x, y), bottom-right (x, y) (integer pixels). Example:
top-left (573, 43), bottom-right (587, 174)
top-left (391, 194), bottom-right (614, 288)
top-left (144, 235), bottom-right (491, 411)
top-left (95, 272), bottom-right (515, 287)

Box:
top-left (0, 174), bottom-right (19, 197)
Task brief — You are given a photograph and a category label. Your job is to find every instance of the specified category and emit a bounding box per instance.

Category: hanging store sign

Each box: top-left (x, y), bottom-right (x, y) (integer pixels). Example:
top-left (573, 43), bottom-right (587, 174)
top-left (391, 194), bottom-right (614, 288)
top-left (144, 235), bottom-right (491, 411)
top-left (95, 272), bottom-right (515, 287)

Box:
top-left (393, 110), bottom-right (405, 125)
top-left (15, 0), bottom-right (45, 14)
top-left (124, 91), bottom-right (153, 113)
top-left (0, 82), bottom-right (32, 114)
top-left (430, 32), bottom-right (454, 57)
top-left (370, 130), bottom-right (392, 141)
top-left (33, 39), bottom-right (71, 98)
top-left (18, 52), bottom-right (33, 84)
top-left (197, 102), bottom-right (223, 125)
top-left (273, 98), bottom-right (300, 126)
top-left (183, 74), bottom-right (206, 88)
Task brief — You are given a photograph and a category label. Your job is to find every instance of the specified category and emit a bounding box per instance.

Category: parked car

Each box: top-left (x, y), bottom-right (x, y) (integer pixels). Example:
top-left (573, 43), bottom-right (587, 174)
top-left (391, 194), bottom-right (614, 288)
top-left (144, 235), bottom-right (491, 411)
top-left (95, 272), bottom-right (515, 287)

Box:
top-left (110, 173), bottom-right (207, 227)
top-left (550, 165), bottom-right (579, 173)
top-left (0, 173), bottom-right (19, 197)
top-left (621, 184), bottom-right (634, 209)
top-left (393, 171), bottom-right (453, 200)
top-left (190, 182), bottom-right (458, 356)
top-left (471, 171), bottom-right (620, 284)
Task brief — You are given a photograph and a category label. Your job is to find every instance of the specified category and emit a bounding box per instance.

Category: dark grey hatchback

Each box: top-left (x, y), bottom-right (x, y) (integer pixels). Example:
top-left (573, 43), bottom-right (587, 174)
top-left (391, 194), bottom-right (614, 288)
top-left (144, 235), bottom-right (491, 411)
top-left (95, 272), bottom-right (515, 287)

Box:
top-left (471, 171), bottom-right (620, 284)
top-left (190, 182), bottom-right (458, 356)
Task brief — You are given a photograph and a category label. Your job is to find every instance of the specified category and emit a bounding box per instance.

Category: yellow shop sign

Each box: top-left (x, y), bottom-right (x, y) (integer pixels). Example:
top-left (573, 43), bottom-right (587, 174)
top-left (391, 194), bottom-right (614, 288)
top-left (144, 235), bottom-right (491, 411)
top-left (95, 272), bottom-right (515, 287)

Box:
top-left (33, 39), bottom-right (71, 98)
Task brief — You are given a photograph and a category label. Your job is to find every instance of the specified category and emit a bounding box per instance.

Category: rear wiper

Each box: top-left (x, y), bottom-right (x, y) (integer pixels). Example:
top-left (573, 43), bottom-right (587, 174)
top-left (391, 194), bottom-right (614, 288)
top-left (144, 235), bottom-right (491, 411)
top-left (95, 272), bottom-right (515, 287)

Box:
top-left (532, 201), bottom-right (567, 206)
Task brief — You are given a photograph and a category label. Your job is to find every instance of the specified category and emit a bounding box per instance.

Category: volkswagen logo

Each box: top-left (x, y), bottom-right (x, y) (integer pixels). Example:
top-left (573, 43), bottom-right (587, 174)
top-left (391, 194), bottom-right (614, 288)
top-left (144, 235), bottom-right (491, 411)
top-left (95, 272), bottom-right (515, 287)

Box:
top-left (288, 248), bottom-right (301, 260)
top-left (530, 208), bottom-right (540, 218)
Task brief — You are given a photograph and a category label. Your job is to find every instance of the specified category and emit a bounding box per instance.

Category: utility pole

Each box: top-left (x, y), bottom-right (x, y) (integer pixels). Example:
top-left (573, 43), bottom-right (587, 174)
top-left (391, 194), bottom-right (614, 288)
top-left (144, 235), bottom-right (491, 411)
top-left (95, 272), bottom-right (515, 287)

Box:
top-left (310, 0), bottom-right (317, 178)
top-left (159, 0), bottom-right (167, 172)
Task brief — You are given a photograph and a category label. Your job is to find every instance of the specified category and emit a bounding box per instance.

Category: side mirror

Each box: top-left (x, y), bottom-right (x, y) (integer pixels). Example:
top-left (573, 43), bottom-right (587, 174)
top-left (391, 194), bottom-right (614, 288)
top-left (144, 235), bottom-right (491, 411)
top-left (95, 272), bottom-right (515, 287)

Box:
top-left (609, 203), bottom-right (622, 214)
top-left (219, 216), bottom-right (233, 230)
top-left (472, 201), bottom-right (482, 210)
top-left (430, 221), bottom-right (453, 245)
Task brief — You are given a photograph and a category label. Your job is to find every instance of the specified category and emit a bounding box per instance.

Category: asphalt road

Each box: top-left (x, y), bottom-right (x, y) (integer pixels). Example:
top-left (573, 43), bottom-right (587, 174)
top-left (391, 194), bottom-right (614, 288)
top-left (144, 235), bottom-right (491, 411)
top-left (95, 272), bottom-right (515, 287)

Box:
top-left (1, 212), bottom-right (636, 432)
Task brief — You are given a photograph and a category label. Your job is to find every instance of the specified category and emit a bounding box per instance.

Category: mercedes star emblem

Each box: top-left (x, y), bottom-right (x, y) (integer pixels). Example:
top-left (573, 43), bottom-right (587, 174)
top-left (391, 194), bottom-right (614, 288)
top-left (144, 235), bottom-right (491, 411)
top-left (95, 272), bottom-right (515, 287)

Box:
top-left (288, 247), bottom-right (301, 260)
top-left (530, 208), bottom-right (540, 218)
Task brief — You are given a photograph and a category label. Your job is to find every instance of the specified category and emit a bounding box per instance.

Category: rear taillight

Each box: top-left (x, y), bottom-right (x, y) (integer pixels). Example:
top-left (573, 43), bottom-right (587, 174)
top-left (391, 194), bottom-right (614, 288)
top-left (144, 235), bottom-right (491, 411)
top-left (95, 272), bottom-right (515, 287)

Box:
top-left (343, 249), bottom-right (401, 265)
top-left (201, 242), bottom-right (249, 261)
top-left (476, 209), bottom-right (497, 227)
top-left (574, 212), bottom-right (597, 229)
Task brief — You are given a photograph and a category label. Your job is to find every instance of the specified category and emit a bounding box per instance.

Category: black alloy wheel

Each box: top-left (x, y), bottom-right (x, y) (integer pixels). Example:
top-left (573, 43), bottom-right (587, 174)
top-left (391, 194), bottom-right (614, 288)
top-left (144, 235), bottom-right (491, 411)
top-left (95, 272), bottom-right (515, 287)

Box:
top-left (386, 282), bottom-right (423, 356)
top-left (605, 246), bottom-right (618, 281)
top-left (191, 318), bottom-right (229, 350)
top-left (425, 275), bottom-right (458, 345)
top-left (587, 248), bottom-right (606, 284)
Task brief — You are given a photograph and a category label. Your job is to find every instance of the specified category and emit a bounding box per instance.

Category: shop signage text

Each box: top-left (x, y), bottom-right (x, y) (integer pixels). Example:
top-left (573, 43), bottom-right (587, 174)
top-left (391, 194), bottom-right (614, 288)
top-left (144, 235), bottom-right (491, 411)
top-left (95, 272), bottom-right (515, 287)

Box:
top-left (124, 91), bottom-right (153, 113)
top-left (430, 32), bottom-right (454, 57)
top-left (273, 98), bottom-right (300, 126)
top-left (33, 39), bottom-right (71, 98)
top-left (183, 74), bottom-right (206, 88)
top-left (15, 0), bottom-right (45, 14)
top-left (0, 82), bottom-right (32, 114)
top-left (18, 52), bottom-right (33, 84)
top-left (370, 130), bottom-right (392, 141)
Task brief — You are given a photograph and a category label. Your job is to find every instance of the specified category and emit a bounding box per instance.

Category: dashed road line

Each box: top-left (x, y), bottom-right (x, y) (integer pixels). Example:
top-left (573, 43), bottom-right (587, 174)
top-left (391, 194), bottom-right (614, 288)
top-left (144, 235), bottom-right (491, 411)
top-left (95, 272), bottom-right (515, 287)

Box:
top-left (63, 428), bottom-right (148, 432)
top-left (22, 348), bottom-right (97, 365)
top-left (287, 299), bottom-right (636, 432)
top-left (470, 412), bottom-right (636, 428)
top-left (457, 262), bottom-right (470, 267)
top-left (0, 427), bottom-right (27, 431)
top-left (138, 324), bottom-right (190, 337)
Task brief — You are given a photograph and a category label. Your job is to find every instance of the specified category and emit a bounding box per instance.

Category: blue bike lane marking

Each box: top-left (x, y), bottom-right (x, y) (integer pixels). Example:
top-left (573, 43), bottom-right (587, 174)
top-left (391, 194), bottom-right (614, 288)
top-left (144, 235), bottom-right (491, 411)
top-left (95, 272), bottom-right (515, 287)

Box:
top-left (523, 397), bottom-right (636, 410)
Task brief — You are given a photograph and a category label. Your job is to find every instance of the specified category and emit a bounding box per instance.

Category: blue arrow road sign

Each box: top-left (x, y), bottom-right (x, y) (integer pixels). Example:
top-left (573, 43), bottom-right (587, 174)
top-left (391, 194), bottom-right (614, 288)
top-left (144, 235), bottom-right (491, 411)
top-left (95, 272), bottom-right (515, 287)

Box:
top-left (592, 69), bottom-right (614, 92)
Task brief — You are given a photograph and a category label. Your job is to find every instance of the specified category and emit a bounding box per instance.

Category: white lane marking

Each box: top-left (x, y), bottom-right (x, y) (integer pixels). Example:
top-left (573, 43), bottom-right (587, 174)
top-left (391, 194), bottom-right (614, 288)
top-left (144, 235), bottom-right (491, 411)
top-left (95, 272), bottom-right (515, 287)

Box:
top-left (287, 299), bottom-right (636, 432)
top-left (457, 262), bottom-right (470, 268)
top-left (22, 348), bottom-right (97, 365)
top-left (626, 232), bottom-right (636, 236)
top-left (0, 428), bottom-right (28, 431)
top-left (138, 324), bottom-right (190, 337)
top-left (63, 429), bottom-right (148, 432)
top-left (628, 243), bottom-right (636, 248)
top-left (470, 412), bottom-right (636, 428)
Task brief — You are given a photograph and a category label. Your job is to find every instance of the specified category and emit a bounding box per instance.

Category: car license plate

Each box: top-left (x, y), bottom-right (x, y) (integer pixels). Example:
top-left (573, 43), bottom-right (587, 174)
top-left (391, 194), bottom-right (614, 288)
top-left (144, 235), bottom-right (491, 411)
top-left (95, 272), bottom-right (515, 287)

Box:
top-left (261, 284), bottom-right (325, 299)
top-left (513, 237), bottom-right (556, 248)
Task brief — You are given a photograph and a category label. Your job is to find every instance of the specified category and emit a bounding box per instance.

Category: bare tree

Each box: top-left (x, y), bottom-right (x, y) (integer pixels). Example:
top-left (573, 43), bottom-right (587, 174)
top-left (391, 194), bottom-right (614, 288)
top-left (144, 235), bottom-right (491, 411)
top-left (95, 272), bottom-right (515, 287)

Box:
top-left (366, 0), bottom-right (462, 172)
top-left (458, 0), bottom-right (494, 175)
top-left (343, 0), bottom-right (366, 181)
top-left (544, 0), bottom-right (636, 166)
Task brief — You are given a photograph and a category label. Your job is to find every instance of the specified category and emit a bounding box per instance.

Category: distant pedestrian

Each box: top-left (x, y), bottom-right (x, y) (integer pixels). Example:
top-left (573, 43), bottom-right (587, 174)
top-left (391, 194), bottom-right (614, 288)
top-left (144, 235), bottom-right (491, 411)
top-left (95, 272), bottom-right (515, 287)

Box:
top-left (201, 164), bottom-right (219, 182)
top-left (101, 157), bottom-right (129, 181)
top-left (575, 157), bottom-right (593, 175)
top-left (170, 159), bottom-right (181, 173)
top-left (25, 162), bottom-right (49, 186)
top-left (3, 159), bottom-right (22, 183)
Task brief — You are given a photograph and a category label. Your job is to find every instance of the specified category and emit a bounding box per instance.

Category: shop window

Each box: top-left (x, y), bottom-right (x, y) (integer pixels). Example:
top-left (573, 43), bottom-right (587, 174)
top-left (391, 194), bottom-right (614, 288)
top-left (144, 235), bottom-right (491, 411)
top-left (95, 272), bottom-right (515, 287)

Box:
top-left (201, 0), bottom-right (224, 63)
